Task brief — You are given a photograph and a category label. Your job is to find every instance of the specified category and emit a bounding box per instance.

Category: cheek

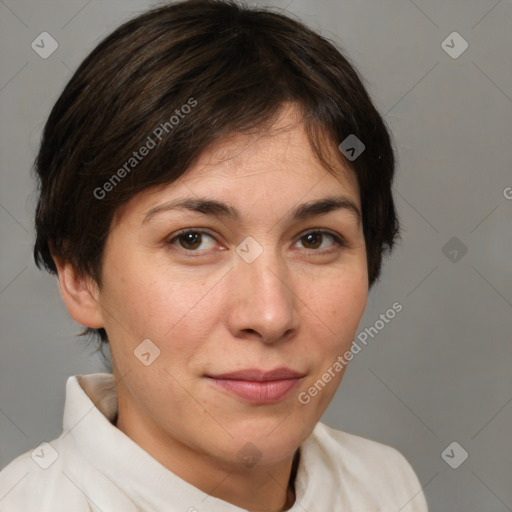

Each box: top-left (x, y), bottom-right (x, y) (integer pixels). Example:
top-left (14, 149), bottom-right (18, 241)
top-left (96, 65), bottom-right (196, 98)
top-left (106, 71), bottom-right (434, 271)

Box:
top-left (104, 263), bottom-right (222, 354)
top-left (101, 275), bottom-right (220, 389)
top-left (306, 269), bottom-right (368, 333)
top-left (306, 275), bottom-right (368, 381)
top-left (298, 273), bottom-right (367, 408)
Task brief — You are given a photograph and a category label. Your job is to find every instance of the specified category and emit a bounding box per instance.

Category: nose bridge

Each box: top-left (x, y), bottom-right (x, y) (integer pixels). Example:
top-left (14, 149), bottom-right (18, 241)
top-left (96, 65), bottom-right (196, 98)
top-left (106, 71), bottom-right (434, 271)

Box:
top-left (230, 236), bottom-right (299, 341)
top-left (239, 239), bottom-right (292, 306)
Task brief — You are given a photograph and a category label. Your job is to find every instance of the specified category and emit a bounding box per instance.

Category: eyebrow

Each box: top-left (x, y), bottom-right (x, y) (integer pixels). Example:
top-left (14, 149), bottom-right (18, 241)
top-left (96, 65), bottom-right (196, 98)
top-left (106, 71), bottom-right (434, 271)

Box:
top-left (143, 195), bottom-right (361, 225)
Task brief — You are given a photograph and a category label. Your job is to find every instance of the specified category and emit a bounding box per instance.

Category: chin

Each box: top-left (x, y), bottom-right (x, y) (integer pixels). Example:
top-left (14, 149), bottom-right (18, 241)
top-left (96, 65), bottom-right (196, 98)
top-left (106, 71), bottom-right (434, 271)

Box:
top-left (223, 421), bottom-right (308, 465)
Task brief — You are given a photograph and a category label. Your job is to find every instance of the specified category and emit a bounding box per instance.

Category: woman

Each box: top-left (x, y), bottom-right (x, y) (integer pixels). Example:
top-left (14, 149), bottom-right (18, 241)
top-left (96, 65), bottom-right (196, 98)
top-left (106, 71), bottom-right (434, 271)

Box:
top-left (0, 0), bottom-right (428, 510)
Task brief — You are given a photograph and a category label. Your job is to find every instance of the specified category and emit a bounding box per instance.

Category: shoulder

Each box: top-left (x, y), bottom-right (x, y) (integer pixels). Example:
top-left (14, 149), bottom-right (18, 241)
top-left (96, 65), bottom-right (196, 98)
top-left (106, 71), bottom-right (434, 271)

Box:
top-left (309, 422), bottom-right (429, 511)
top-left (0, 438), bottom-right (86, 512)
top-left (0, 437), bottom-right (140, 512)
top-left (0, 431), bottom-right (138, 512)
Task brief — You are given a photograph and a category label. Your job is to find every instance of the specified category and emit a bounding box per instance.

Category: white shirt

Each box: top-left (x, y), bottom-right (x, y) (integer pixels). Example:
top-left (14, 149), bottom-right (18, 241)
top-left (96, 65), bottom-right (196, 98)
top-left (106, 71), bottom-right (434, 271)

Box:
top-left (0, 373), bottom-right (428, 511)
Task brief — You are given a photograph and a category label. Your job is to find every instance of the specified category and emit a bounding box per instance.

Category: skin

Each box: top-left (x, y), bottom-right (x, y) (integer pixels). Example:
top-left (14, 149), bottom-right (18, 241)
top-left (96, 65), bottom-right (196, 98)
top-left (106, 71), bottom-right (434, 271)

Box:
top-left (55, 104), bottom-right (369, 512)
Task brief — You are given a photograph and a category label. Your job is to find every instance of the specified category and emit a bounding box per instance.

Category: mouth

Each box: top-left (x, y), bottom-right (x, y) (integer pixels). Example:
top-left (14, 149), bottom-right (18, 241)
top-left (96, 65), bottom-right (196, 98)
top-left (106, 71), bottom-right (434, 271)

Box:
top-left (206, 367), bottom-right (305, 404)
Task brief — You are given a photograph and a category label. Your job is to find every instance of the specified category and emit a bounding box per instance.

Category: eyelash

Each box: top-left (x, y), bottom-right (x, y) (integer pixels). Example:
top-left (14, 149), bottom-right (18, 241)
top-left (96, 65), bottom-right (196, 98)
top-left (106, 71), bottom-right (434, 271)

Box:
top-left (165, 228), bottom-right (346, 257)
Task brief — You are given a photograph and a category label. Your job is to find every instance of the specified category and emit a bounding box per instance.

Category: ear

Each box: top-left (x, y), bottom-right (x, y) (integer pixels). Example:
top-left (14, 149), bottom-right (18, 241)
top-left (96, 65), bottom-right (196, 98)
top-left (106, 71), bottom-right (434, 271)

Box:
top-left (53, 257), bottom-right (105, 329)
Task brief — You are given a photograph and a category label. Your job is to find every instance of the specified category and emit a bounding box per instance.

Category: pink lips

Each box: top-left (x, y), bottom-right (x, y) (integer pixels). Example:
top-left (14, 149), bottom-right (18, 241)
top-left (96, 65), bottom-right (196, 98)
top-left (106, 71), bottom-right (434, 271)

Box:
top-left (207, 368), bottom-right (305, 404)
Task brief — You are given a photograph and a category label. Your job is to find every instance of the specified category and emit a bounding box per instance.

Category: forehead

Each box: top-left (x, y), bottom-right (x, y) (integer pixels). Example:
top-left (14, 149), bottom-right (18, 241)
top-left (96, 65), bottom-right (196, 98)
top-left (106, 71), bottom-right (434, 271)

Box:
top-left (184, 105), bottom-right (355, 184)
top-left (113, 105), bottom-right (360, 227)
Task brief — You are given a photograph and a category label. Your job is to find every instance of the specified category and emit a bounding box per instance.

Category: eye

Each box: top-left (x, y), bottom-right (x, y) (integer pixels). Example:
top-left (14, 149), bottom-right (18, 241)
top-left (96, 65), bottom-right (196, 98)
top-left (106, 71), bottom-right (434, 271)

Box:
top-left (167, 229), bottom-right (218, 252)
top-left (294, 230), bottom-right (345, 253)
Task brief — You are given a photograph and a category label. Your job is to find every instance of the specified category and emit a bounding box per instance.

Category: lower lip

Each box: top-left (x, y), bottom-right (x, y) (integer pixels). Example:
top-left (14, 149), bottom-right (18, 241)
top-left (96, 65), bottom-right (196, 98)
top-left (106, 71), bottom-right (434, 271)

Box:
top-left (208, 378), bottom-right (301, 403)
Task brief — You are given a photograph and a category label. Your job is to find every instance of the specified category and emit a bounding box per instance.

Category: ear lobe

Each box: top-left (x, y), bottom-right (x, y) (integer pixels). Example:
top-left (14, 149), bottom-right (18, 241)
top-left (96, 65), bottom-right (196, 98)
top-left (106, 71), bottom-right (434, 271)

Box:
top-left (53, 257), bottom-right (105, 329)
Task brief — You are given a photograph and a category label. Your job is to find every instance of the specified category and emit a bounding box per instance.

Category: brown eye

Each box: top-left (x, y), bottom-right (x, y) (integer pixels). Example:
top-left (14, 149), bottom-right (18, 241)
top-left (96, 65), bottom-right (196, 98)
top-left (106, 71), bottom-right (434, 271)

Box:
top-left (301, 232), bottom-right (323, 249)
top-left (167, 230), bottom-right (217, 252)
top-left (296, 230), bottom-right (345, 252)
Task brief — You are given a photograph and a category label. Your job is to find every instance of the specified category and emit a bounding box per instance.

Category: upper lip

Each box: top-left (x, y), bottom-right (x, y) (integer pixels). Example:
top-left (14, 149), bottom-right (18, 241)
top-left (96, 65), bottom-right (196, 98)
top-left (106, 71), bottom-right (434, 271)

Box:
top-left (208, 367), bottom-right (305, 381)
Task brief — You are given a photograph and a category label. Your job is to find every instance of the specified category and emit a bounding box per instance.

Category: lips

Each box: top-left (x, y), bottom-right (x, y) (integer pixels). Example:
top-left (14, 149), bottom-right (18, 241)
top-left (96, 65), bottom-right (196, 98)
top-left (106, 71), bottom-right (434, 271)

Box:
top-left (206, 367), bottom-right (305, 403)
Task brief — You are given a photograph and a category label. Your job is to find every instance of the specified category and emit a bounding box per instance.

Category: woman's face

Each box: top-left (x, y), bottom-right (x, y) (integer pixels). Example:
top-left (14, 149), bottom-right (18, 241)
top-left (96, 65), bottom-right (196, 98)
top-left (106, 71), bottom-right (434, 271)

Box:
top-left (94, 105), bottom-right (368, 470)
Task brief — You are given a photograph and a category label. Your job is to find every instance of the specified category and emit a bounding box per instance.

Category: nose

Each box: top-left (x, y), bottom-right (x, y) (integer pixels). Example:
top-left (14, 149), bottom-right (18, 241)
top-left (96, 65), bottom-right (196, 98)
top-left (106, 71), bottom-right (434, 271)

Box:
top-left (226, 245), bottom-right (300, 345)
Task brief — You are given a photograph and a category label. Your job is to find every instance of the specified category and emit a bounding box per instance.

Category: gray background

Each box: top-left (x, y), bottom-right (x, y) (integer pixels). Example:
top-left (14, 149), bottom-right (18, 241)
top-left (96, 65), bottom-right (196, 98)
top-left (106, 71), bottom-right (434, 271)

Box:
top-left (1, 0), bottom-right (511, 510)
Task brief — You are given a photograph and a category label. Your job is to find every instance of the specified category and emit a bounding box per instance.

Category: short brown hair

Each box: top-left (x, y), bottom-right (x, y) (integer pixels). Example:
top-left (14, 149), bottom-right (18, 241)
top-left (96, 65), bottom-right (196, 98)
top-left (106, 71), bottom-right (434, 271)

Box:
top-left (33, 0), bottom-right (399, 346)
